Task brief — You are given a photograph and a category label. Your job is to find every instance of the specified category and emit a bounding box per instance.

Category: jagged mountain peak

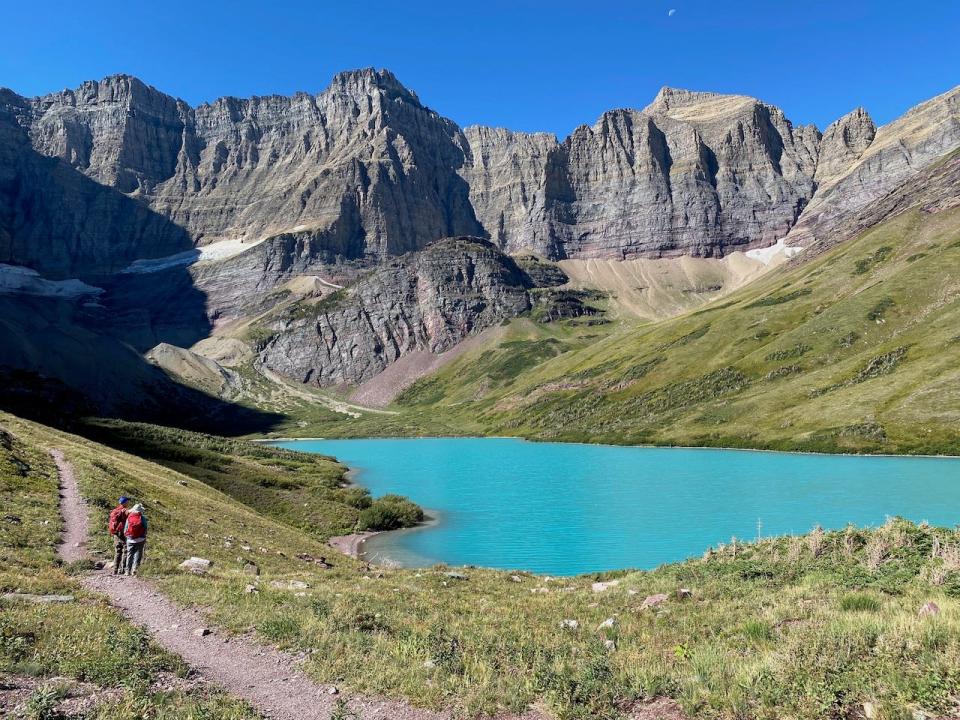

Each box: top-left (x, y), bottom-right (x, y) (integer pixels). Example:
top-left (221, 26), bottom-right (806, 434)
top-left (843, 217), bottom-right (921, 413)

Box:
top-left (327, 67), bottom-right (421, 105)
top-left (815, 107), bottom-right (877, 185)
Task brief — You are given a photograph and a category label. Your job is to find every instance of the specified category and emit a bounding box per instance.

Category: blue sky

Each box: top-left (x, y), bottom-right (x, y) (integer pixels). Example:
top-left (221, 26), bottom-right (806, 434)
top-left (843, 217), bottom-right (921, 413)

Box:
top-left (3, 1), bottom-right (958, 138)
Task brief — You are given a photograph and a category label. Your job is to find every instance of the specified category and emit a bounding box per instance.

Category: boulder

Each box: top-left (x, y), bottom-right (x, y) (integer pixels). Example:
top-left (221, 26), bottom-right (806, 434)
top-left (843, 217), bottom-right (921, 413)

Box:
top-left (561, 619), bottom-right (579, 630)
top-left (591, 580), bottom-right (620, 593)
top-left (598, 617), bottom-right (617, 630)
top-left (270, 580), bottom-right (309, 591)
top-left (179, 557), bottom-right (212, 574)
top-left (193, 627), bottom-right (211, 637)
top-left (2, 593), bottom-right (75, 604)
top-left (242, 562), bottom-right (260, 576)
top-left (640, 593), bottom-right (669, 610)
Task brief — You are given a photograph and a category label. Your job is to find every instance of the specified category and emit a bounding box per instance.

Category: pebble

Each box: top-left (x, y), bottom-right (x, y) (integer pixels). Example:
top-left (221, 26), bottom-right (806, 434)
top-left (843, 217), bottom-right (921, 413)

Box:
top-left (598, 617), bottom-right (617, 629)
top-left (561, 619), bottom-right (579, 630)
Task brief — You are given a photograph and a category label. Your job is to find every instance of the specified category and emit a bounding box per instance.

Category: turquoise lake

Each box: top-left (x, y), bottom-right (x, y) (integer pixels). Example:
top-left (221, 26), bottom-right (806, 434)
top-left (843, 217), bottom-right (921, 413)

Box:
top-left (273, 438), bottom-right (960, 575)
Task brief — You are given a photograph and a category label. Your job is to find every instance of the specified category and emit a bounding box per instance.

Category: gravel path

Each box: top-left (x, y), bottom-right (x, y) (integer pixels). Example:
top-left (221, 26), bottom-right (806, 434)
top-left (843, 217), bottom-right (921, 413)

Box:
top-left (52, 448), bottom-right (88, 564)
top-left (50, 448), bottom-right (543, 720)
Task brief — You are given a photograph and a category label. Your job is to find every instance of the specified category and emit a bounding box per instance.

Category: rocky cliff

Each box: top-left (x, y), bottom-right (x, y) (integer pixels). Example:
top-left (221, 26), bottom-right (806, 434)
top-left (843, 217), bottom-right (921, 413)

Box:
top-left (459, 88), bottom-right (823, 259)
top-left (257, 237), bottom-right (534, 386)
top-left (2, 71), bottom-right (960, 408)
top-left (3, 70), bottom-right (483, 276)
top-left (9, 72), bottom-right (957, 279)
top-left (788, 86), bottom-right (960, 246)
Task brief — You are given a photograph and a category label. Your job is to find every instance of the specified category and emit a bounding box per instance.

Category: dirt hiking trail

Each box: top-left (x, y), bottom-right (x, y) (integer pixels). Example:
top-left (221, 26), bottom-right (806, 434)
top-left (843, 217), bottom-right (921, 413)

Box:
top-left (51, 448), bottom-right (685, 720)
top-left (50, 448), bottom-right (544, 720)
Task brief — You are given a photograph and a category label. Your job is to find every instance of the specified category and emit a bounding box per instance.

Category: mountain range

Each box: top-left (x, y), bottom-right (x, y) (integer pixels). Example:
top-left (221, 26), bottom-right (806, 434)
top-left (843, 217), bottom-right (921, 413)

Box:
top-left (0, 69), bottom-right (958, 442)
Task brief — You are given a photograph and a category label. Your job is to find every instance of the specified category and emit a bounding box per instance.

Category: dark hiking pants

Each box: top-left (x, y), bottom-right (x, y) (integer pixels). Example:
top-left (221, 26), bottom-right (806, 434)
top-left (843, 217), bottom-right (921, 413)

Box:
top-left (112, 535), bottom-right (127, 574)
top-left (125, 541), bottom-right (145, 575)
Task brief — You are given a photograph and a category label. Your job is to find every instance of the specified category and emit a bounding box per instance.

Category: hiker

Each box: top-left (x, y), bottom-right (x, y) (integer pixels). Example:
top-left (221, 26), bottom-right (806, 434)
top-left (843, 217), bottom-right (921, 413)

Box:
top-left (108, 496), bottom-right (130, 575)
top-left (123, 503), bottom-right (148, 576)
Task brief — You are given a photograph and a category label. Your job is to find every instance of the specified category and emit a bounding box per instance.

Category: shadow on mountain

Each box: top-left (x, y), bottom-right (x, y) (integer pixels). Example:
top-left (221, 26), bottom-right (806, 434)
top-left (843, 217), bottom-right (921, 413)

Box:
top-left (0, 295), bottom-right (283, 435)
top-left (0, 100), bottom-right (282, 434)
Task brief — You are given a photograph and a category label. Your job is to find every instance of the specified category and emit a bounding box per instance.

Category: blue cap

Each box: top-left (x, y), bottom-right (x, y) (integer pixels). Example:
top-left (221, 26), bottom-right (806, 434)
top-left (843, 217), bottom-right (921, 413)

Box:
top-left (119, 496), bottom-right (129, 504)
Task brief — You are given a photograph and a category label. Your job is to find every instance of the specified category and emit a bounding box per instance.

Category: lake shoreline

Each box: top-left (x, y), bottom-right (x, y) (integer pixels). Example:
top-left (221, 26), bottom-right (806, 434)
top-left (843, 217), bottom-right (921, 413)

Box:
top-left (258, 435), bottom-right (960, 460)
top-left (327, 530), bottom-right (381, 559)
top-left (270, 437), bottom-right (960, 575)
top-left (328, 510), bottom-right (441, 564)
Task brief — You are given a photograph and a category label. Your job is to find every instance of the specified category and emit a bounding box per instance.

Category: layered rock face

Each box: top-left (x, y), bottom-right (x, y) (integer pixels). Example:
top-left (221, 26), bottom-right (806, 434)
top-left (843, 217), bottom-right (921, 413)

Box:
top-left (5, 71), bottom-right (959, 278)
top-left (258, 238), bottom-right (532, 386)
top-left (0, 88), bottom-right (192, 278)
top-left (788, 86), bottom-right (960, 246)
top-left (4, 70), bottom-right (482, 276)
top-left (460, 88), bottom-right (821, 259)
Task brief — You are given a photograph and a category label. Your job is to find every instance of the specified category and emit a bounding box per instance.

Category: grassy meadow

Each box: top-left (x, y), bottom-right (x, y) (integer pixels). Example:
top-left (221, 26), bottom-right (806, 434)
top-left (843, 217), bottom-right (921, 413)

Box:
top-left (2, 412), bottom-right (959, 719)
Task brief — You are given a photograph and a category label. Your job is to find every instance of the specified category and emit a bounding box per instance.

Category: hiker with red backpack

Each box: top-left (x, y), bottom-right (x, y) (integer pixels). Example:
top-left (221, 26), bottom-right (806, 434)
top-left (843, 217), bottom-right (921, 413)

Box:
top-left (123, 503), bottom-right (148, 576)
top-left (108, 496), bottom-right (130, 575)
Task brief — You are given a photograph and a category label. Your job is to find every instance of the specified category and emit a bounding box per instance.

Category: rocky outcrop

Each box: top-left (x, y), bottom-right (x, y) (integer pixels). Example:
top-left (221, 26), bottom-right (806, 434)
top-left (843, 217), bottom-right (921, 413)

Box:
top-left (0, 88), bottom-right (192, 278)
top-left (788, 86), bottom-right (960, 247)
top-left (798, 136), bottom-right (960, 257)
top-left (814, 108), bottom-right (876, 186)
top-left (258, 237), bottom-right (532, 386)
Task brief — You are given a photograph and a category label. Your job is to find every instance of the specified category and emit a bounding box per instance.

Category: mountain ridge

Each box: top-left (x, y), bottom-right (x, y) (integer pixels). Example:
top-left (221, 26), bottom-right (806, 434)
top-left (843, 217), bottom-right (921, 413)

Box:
top-left (6, 70), bottom-right (956, 279)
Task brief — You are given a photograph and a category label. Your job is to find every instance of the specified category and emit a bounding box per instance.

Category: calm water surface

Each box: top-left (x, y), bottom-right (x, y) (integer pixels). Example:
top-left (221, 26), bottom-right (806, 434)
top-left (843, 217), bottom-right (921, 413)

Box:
top-left (274, 438), bottom-right (960, 575)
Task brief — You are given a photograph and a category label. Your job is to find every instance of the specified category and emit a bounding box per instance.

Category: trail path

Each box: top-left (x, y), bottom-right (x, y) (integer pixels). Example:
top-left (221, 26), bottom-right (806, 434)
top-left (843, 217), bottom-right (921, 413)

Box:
top-left (50, 448), bottom-right (540, 720)
top-left (52, 448), bottom-right (88, 563)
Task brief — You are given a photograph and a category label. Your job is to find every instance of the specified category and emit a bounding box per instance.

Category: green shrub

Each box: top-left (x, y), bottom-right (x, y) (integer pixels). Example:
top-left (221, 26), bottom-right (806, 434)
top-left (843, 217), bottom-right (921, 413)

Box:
top-left (357, 495), bottom-right (424, 531)
top-left (745, 288), bottom-right (811, 308)
top-left (867, 296), bottom-right (896, 322)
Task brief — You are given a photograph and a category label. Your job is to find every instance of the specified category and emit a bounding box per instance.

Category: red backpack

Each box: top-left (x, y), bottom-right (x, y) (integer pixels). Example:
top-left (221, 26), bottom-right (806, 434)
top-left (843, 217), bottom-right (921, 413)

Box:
top-left (124, 512), bottom-right (145, 540)
top-left (109, 506), bottom-right (128, 536)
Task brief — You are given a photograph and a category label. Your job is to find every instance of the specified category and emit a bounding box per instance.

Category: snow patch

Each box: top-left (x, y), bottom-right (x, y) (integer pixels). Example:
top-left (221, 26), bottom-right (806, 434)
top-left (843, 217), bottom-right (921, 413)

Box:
top-left (745, 238), bottom-right (803, 265)
top-left (122, 237), bottom-right (269, 274)
top-left (0, 264), bottom-right (104, 298)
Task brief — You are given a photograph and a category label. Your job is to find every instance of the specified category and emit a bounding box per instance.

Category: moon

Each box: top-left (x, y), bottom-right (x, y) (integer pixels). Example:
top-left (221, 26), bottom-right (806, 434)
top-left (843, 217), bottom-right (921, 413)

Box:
top-left (668, 8), bottom-right (677, 16)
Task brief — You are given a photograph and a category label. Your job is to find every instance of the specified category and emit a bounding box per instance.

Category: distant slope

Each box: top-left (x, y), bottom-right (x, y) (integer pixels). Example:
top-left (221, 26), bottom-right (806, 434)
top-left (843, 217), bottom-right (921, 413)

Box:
top-left (389, 192), bottom-right (960, 454)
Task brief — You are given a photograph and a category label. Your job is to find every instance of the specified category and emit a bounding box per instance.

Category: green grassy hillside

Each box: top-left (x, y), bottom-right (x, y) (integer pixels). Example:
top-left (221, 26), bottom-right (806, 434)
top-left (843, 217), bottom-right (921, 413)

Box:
top-left (76, 420), bottom-right (420, 536)
top-left (0, 420), bottom-right (258, 719)
top-left (3, 412), bottom-right (959, 719)
top-left (344, 206), bottom-right (960, 454)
